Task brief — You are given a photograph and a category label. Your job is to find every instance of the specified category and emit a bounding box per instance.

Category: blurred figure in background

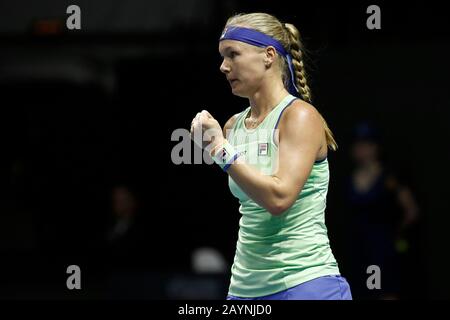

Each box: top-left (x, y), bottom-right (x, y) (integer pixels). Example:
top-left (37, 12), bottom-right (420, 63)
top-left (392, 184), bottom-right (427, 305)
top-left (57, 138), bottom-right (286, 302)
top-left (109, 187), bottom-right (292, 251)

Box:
top-left (344, 122), bottom-right (420, 300)
top-left (105, 184), bottom-right (145, 266)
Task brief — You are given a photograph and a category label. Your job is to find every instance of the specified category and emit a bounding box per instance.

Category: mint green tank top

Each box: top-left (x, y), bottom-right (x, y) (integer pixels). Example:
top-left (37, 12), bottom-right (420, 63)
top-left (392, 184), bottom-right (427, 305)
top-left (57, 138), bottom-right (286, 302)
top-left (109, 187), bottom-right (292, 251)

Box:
top-left (227, 94), bottom-right (340, 298)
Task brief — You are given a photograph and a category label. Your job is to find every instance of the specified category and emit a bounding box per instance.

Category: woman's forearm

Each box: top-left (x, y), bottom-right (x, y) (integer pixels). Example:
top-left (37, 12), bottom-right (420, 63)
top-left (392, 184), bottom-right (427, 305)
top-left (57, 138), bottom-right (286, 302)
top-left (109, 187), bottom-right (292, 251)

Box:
top-left (227, 157), bottom-right (287, 215)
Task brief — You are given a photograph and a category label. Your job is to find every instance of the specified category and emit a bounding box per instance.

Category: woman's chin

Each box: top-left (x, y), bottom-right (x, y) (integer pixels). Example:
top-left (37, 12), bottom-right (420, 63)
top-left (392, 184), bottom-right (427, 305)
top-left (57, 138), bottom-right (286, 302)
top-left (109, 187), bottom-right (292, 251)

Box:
top-left (231, 87), bottom-right (248, 98)
top-left (232, 91), bottom-right (247, 98)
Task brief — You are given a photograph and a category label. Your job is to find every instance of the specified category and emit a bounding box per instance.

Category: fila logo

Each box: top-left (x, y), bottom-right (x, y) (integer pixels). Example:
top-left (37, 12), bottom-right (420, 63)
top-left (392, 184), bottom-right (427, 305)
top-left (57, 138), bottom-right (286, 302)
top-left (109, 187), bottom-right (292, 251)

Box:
top-left (258, 143), bottom-right (268, 156)
top-left (220, 148), bottom-right (228, 163)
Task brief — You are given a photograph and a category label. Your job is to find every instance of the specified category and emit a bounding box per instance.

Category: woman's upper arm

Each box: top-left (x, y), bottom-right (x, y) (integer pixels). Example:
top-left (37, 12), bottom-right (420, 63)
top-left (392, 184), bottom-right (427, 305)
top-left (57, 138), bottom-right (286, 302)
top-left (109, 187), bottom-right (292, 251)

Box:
top-left (272, 101), bottom-right (324, 208)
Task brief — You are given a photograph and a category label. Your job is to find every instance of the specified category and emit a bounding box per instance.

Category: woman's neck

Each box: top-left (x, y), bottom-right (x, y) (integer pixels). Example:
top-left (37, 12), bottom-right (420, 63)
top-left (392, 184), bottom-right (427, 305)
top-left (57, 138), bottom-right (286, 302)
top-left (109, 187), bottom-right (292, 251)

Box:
top-left (248, 79), bottom-right (289, 119)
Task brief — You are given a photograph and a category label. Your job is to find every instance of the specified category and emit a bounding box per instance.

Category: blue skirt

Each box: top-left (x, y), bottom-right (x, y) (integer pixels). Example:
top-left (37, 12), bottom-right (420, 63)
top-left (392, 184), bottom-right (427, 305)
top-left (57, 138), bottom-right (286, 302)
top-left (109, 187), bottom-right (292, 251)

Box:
top-left (227, 275), bottom-right (352, 300)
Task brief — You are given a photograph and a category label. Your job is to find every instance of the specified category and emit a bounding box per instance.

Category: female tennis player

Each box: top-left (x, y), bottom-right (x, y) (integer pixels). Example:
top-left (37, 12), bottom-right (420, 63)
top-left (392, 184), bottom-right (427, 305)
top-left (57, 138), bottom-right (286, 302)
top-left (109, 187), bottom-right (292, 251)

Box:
top-left (190, 12), bottom-right (352, 300)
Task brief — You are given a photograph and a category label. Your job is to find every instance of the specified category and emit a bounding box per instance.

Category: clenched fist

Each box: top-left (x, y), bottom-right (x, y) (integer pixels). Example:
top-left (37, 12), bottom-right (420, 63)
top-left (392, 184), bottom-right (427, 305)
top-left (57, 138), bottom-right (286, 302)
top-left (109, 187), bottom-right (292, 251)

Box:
top-left (190, 110), bottom-right (225, 152)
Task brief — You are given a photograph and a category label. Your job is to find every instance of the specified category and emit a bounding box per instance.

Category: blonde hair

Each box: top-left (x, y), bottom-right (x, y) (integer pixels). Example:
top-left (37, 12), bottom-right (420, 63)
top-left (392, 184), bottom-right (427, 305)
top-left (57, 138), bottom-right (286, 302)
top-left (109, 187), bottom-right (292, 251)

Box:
top-left (224, 13), bottom-right (338, 151)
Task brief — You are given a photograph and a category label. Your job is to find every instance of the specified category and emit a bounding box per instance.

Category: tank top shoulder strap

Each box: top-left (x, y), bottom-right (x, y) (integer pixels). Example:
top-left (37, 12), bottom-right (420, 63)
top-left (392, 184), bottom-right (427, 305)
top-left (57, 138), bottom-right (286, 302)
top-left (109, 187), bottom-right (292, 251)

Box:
top-left (270, 94), bottom-right (300, 131)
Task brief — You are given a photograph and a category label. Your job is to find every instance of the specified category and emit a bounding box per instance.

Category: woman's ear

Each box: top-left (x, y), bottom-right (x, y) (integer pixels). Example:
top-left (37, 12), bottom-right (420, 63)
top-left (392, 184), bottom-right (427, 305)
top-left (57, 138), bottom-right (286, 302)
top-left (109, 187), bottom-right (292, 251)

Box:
top-left (264, 46), bottom-right (277, 67)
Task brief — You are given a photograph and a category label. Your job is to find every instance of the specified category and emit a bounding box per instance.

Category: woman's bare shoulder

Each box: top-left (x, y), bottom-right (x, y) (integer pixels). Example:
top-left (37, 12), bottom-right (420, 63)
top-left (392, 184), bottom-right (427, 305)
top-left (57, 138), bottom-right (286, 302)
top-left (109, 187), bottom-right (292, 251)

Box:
top-left (284, 99), bottom-right (321, 119)
top-left (277, 99), bottom-right (323, 135)
top-left (277, 99), bottom-right (327, 157)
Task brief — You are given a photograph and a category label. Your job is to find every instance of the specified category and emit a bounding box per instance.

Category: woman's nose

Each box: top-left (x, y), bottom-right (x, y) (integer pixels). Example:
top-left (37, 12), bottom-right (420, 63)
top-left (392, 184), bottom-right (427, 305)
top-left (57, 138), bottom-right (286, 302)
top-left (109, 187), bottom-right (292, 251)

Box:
top-left (220, 59), bottom-right (230, 73)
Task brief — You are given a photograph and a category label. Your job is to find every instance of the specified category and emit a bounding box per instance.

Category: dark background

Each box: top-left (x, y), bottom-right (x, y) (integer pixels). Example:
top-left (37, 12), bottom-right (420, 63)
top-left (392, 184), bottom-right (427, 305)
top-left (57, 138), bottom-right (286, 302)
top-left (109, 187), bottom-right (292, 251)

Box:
top-left (0, 0), bottom-right (449, 299)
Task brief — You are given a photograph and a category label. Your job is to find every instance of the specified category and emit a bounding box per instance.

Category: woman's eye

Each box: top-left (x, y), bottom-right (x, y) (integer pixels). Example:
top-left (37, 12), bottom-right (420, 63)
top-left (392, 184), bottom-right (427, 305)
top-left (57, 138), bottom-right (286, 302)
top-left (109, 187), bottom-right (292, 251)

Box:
top-left (230, 51), bottom-right (237, 58)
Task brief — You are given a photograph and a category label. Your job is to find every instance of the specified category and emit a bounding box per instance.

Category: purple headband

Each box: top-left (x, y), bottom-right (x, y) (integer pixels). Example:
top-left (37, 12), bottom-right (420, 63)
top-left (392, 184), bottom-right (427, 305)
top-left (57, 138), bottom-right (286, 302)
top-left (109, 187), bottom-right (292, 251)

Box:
top-left (219, 26), bottom-right (300, 97)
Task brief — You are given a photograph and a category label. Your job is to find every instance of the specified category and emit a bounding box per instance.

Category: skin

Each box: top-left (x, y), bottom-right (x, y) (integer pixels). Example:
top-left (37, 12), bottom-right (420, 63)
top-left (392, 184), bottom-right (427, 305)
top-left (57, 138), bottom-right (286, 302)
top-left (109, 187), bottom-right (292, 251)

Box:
top-left (112, 186), bottom-right (137, 218)
top-left (190, 38), bottom-right (328, 216)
